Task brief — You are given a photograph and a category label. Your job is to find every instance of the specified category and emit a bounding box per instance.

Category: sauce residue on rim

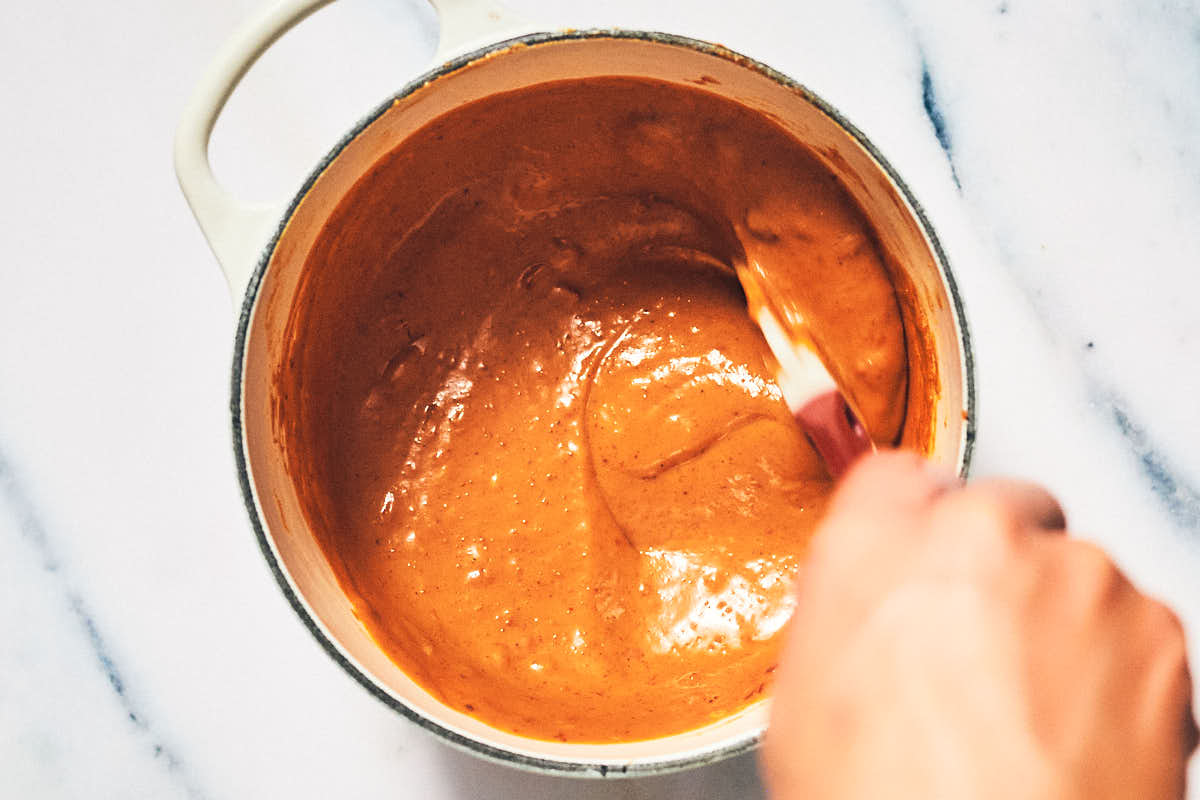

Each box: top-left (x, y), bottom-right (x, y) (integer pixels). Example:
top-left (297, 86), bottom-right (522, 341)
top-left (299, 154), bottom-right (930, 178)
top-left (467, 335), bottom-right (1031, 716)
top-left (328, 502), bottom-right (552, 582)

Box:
top-left (277, 77), bottom-right (935, 742)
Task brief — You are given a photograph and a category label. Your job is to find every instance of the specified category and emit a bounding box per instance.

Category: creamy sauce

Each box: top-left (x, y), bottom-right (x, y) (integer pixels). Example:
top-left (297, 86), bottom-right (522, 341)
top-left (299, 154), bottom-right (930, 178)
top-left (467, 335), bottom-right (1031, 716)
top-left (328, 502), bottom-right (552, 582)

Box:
top-left (279, 77), bottom-right (932, 742)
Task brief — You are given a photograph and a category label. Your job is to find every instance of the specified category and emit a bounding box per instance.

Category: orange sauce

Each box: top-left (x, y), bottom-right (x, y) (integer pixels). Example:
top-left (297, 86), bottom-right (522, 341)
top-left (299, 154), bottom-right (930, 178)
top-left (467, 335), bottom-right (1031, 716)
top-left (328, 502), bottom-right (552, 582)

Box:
top-left (279, 77), bottom-right (930, 742)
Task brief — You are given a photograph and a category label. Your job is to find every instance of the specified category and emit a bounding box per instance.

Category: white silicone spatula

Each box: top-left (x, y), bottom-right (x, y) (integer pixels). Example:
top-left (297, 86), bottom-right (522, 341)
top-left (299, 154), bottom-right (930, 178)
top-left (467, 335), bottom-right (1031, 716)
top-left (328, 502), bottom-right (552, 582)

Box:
top-left (736, 260), bottom-right (876, 478)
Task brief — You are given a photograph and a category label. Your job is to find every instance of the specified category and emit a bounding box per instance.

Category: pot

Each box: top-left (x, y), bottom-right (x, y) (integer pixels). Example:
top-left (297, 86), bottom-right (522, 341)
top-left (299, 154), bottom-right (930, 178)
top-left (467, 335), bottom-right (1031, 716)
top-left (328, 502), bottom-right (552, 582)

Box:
top-left (175, 0), bottom-right (976, 777)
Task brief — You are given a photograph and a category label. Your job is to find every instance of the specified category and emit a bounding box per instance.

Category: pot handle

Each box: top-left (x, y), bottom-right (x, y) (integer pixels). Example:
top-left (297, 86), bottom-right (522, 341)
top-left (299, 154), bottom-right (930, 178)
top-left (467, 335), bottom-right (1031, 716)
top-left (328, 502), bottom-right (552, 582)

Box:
top-left (174, 0), bottom-right (529, 302)
top-left (429, 0), bottom-right (531, 60)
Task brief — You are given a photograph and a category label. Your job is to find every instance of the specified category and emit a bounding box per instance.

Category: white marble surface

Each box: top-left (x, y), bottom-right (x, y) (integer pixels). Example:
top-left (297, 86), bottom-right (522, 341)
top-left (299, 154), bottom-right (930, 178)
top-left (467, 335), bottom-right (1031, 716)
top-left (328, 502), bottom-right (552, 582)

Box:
top-left (2, 0), bottom-right (1198, 796)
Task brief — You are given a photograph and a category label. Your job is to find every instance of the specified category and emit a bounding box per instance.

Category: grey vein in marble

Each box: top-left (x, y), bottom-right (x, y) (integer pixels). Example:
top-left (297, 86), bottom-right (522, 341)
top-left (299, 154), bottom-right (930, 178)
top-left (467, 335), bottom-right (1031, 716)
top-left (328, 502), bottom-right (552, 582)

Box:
top-left (900, 8), bottom-right (1199, 540)
top-left (1106, 390), bottom-right (1200, 532)
top-left (960, 176), bottom-right (1200, 537)
top-left (973, 239), bottom-right (1200, 536)
top-left (920, 58), bottom-right (963, 190)
top-left (0, 448), bottom-right (211, 800)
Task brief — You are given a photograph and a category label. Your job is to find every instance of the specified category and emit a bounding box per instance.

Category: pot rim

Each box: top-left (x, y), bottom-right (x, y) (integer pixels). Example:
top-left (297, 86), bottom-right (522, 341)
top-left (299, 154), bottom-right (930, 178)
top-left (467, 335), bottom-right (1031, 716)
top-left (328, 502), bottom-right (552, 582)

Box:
top-left (230, 27), bottom-right (977, 778)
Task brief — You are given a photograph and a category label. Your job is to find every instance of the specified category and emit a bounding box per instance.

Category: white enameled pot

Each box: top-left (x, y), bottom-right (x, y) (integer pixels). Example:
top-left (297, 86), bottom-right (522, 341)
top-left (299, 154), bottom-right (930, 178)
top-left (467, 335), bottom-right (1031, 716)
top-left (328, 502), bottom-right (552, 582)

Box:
top-left (175, 0), bottom-right (976, 777)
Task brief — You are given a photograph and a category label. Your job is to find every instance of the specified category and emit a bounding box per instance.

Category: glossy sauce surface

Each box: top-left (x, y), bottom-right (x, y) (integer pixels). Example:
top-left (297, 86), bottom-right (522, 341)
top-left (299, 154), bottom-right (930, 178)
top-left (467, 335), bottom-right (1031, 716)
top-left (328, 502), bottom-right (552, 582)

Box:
top-left (280, 77), bottom-right (927, 742)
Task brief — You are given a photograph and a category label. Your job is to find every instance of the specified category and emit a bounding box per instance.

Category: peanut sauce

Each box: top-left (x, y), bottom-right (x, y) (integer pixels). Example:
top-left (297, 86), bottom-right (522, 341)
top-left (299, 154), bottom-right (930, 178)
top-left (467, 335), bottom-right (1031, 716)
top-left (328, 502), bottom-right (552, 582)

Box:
top-left (278, 76), bottom-right (931, 742)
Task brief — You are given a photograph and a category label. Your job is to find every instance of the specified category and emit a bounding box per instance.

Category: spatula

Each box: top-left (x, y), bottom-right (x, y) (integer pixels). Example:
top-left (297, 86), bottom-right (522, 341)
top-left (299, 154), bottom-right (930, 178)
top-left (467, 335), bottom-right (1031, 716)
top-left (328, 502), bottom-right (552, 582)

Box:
top-left (736, 260), bottom-right (876, 478)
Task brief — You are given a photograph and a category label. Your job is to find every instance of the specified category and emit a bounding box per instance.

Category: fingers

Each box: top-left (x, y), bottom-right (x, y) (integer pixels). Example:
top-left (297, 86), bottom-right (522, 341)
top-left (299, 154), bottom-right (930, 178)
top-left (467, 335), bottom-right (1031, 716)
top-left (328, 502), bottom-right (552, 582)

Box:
top-left (831, 453), bottom-right (1066, 536)
top-left (806, 451), bottom-right (956, 568)
top-left (965, 478), bottom-right (1068, 532)
top-left (829, 450), bottom-right (957, 522)
top-left (802, 452), bottom-right (1198, 782)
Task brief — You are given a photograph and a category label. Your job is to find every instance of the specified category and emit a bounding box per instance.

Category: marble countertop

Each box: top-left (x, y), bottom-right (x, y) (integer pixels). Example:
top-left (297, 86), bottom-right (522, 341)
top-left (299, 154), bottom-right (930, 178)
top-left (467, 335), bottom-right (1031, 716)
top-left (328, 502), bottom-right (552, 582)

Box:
top-left (2, 0), bottom-right (1197, 796)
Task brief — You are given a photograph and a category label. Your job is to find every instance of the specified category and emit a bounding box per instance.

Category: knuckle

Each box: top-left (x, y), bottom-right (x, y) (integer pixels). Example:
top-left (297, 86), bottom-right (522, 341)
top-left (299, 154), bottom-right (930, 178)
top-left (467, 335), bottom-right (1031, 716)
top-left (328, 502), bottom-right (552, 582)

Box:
top-left (829, 451), bottom-right (951, 530)
top-left (1058, 540), bottom-right (1126, 610)
top-left (1063, 538), bottom-right (1112, 571)
top-left (1141, 603), bottom-right (1193, 715)
top-left (1143, 600), bottom-right (1189, 658)
top-left (1062, 539), bottom-right (1121, 584)
top-left (930, 490), bottom-right (1023, 553)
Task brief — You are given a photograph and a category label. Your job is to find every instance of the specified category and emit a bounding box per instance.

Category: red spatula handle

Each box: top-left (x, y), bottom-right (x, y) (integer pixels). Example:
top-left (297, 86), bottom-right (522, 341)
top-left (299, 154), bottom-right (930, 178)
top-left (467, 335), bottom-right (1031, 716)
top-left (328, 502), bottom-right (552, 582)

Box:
top-left (795, 390), bottom-right (875, 479)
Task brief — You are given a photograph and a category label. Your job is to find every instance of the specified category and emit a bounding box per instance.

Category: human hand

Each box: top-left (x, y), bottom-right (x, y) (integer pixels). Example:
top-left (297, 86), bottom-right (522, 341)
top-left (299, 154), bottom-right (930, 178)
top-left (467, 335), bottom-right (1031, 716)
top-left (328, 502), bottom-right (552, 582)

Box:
top-left (763, 452), bottom-right (1197, 800)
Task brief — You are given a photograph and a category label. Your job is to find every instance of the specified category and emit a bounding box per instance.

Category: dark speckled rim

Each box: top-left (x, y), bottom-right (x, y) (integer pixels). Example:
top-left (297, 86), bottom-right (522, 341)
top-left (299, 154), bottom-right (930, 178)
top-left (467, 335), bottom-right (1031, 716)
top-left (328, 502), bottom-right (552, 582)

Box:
top-left (230, 28), bottom-right (977, 778)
